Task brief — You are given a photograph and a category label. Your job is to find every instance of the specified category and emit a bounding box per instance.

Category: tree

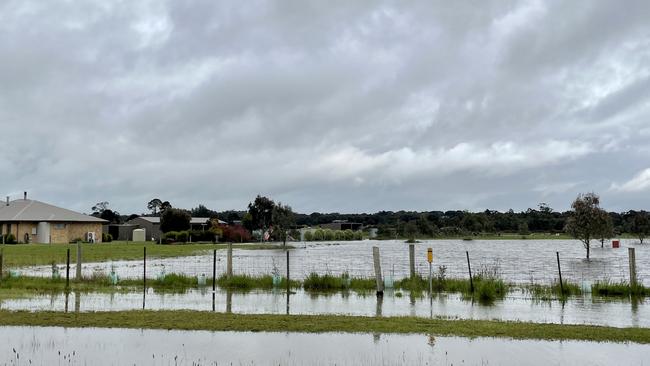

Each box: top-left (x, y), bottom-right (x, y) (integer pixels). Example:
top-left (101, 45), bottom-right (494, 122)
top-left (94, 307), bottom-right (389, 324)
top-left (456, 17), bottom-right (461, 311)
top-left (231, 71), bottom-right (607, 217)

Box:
top-left (628, 211), bottom-right (650, 244)
top-left (91, 202), bottom-right (120, 223)
top-left (147, 198), bottom-right (163, 216)
top-left (272, 203), bottom-right (295, 246)
top-left (160, 208), bottom-right (191, 233)
top-left (404, 221), bottom-right (418, 242)
top-left (91, 201), bottom-right (109, 215)
top-left (247, 195), bottom-right (275, 241)
top-left (565, 193), bottom-right (606, 259)
top-left (517, 222), bottom-right (530, 236)
top-left (595, 210), bottom-right (614, 248)
top-left (160, 201), bottom-right (172, 213)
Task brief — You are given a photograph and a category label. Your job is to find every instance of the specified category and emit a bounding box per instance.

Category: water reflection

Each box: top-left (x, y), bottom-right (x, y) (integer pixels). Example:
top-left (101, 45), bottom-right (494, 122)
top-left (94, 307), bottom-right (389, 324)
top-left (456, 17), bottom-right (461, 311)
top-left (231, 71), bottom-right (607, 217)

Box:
top-left (0, 326), bottom-right (647, 365)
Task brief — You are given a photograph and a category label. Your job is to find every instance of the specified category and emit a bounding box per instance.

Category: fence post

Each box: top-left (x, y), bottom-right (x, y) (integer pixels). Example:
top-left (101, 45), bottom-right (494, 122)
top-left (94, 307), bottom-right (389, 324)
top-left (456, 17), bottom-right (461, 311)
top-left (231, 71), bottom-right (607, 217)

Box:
top-left (143, 246), bottom-right (146, 310)
top-left (373, 246), bottom-right (384, 296)
top-left (66, 248), bottom-right (70, 288)
top-left (0, 247), bottom-right (3, 283)
top-left (409, 244), bottom-right (415, 279)
top-left (629, 247), bottom-right (637, 287)
top-left (212, 249), bottom-right (217, 292)
top-left (75, 241), bottom-right (82, 280)
top-left (466, 251), bottom-right (474, 293)
top-left (227, 242), bottom-right (233, 278)
top-left (286, 250), bottom-right (290, 293)
top-left (556, 251), bottom-right (564, 295)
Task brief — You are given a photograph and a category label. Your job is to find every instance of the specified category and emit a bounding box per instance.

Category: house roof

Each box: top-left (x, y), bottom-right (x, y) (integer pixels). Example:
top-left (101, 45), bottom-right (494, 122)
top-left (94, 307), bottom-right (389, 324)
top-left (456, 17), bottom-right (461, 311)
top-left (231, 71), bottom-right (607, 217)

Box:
top-left (0, 199), bottom-right (107, 223)
top-left (135, 216), bottom-right (224, 225)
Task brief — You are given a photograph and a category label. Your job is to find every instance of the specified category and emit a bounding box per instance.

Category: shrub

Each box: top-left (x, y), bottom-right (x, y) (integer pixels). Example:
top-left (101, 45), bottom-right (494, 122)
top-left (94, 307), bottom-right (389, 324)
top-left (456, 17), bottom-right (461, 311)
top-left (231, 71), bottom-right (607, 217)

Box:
top-left (219, 224), bottom-right (252, 242)
top-left (304, 231), bottom-right (314, 241)
top-left (353, 231), bottom-right (364, 240)
top-left (102, 233), bottom-right (113, 242)
top-left (163, 231), bottom-right (178, 242)
top-left (313, 229), bottom-right (325, 241)
top-left (333, 230), bottom-right (344, 240)
top-left (2, 234), bottom-right (17, 244)
top-left (303, 273), bottom-right (343, 291)
top-left (323, 229), bottom-right (334, 241)
top-left (188, 230), bottom-right (214, 242)
top-left (343, 229), bottom-right (354, 240)
top-left (175, 231), bottom-right (188, 243)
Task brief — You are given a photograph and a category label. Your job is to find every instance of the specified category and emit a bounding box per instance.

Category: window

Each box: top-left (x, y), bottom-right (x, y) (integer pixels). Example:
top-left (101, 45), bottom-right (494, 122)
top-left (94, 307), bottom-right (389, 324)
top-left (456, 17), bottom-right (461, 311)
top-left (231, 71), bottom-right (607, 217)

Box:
top-left (54, 224), bottom-right (66, 229)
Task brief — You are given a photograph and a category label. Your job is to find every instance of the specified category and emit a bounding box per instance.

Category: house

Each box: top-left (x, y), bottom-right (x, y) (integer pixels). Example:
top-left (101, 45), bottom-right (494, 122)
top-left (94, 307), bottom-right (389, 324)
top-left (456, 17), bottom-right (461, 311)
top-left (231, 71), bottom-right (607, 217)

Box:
top-left (126, 216), bottom-right (225, 241)
top-left (319, 220), bottom-right (363, 231)
top-left (0, 193), bottom-right (107, 244)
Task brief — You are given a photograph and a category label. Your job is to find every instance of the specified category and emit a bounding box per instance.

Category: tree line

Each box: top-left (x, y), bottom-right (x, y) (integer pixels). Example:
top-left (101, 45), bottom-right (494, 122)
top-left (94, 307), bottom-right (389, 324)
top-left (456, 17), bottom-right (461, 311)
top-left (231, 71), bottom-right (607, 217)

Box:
top-left (90, 195), bottom-right (650, 248)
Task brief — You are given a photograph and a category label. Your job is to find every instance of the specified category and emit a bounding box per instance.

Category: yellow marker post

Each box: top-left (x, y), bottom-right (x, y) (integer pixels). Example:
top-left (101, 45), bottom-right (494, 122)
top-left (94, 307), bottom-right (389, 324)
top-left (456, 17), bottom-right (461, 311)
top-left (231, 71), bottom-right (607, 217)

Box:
top-left (427, 248), bottom-right (433, 297)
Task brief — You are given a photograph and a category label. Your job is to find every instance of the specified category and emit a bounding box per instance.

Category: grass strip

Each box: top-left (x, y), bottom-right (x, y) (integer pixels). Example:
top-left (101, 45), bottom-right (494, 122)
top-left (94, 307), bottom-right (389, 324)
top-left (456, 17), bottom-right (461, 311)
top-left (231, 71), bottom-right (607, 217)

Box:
top-left (0, 242), bottom-right (290, 267)
top-left (0, 310), bottom-right (648, 344)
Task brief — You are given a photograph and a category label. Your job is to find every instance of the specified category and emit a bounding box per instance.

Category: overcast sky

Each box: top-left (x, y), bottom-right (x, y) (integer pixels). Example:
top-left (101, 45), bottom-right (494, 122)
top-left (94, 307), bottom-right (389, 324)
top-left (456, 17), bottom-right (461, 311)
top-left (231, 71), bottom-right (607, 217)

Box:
top-left (1, 1), bottom-right (649, 215)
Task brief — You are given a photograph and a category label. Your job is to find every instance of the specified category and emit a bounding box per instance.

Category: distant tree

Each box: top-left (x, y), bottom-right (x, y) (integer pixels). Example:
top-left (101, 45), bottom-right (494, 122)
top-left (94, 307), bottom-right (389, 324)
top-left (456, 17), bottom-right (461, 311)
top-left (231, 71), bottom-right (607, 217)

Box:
top-left (191, 204), bottom-right (217, 218)
top-left (247, 195), bottom-right (275, 241)
top-left (595, 210), bottom-right (614, 248)
top-left (517, 222), bottom-right (530, 236)
top-left (147, 198), bottom-right (163, 216)
top-left (416, 214), bottom-right (435, 237)
top-left (160, 208), bottom-right (191, 233)
top-left (272, 203), bottom-right (295, 246)
top-left (100, 209), bottom-right (121, 224)
top-left (160, 201), bottom-right (172, 213)
top-left (404, 221), bottom-right (418, 242)
top-left (91, 201), bottom-right (109, 215)
top-left (91, 202), bottom-right (120, 223)
top-left (627, 211), bottom-right (650, 244)
top-left (565, 193), bottom-right (606, 259)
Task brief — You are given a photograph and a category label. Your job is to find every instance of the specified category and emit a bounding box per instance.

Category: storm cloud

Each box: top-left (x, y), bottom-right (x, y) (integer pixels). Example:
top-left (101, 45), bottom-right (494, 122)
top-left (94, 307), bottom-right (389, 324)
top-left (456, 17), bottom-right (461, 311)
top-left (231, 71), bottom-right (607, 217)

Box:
top-left (1, 0), bottom-right (649, 214)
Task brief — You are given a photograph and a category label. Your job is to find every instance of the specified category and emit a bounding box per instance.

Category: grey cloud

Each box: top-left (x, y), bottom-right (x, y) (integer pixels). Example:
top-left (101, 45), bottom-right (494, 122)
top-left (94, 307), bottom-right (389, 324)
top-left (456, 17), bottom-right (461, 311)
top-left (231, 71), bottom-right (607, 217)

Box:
top-left (1, 0), bottom-right (649, 214)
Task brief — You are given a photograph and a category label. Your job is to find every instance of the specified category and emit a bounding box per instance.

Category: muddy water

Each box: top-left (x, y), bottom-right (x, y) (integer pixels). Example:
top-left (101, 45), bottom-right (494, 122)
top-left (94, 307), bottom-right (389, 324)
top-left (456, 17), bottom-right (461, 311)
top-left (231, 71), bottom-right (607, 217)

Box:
top-left (0, 326), bottom-right (647, 365)
top-left (16, 239), bottom-right (649, 286)
top-left (1, 289), bottom-right (647, 328)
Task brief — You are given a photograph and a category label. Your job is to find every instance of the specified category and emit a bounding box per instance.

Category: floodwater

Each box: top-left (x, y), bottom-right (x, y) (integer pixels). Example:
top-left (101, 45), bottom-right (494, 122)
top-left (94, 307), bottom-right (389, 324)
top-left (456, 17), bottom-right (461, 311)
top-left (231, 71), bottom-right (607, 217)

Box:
top-left (1, 288), bottom-right (648, 328)
top-left (0, 326), bottom-right (647, 365)
top-left (15, 239), bottom-right (649, 286)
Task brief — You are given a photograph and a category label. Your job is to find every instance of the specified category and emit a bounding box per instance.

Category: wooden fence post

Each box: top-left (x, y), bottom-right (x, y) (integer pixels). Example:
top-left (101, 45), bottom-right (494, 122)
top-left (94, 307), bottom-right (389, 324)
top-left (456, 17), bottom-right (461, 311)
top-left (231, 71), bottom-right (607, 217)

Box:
top-left (629, 247), bottom-right (637, 287)
top-left (373, 246), bottom-right (384, 295)
top-left (466, 251), bottom-right (474, 293)
top-left (143, 246), bottom-right (147, 310)
top-left (0, 248), bottom-right (3, 283)
top-left (409, 244), bottom-right (415, 279)
top-left (556, 252), bottom-right (564, 294)
top-left (66, 248), bottom-right (70, 288)
top-left (75, 241), bottom-right (82, 280)
top-left (227, 242), bottom-right (233, 278)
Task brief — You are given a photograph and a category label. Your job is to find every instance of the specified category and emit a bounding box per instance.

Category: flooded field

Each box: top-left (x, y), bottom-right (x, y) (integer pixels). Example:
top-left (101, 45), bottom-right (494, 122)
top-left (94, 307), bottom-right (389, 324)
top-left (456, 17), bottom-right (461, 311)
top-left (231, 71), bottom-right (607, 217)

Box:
top-left (15, 239), bottom-right (649, 286)
top-left (1, 288), bottom-right (647, 328)
top-left (0, 326), bottom-right (647, 365)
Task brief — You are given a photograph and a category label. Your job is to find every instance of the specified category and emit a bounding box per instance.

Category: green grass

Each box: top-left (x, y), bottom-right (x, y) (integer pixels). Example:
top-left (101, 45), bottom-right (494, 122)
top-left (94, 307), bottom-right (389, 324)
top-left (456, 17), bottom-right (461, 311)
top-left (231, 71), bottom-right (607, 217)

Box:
top-left (525, 281), bottom-right (582, 300)
top-left (592, 281), bottom-right (650, 297)
top-left (0, 242), bottom-right (290, 267)
top-left (0, 310), bottom-right (648, 343)
top-left (216, 274), bottom-right (300, 290)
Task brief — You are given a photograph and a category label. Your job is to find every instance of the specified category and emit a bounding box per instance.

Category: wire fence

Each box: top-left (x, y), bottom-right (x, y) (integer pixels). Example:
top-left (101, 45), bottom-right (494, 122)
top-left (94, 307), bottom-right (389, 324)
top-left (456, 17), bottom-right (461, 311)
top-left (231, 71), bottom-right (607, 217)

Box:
top-left (5, 243), bottom-right (646, 287)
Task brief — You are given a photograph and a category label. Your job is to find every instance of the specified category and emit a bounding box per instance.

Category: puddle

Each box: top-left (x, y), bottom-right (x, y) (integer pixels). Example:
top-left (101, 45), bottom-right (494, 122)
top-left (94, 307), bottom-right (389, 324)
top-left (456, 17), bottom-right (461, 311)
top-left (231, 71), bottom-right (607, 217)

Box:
top-left (15, 239), bottom-right (649, 286)
top-left (1, 288), bottom-right (647, 328)
top-left (0, 326), bottom-right (647, 365)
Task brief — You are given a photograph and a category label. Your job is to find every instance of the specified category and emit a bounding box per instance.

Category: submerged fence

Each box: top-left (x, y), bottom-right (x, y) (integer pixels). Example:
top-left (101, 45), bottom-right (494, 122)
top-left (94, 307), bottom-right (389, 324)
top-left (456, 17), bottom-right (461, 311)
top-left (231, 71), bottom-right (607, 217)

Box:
top-left (2, 242), bottom-right (646, 289)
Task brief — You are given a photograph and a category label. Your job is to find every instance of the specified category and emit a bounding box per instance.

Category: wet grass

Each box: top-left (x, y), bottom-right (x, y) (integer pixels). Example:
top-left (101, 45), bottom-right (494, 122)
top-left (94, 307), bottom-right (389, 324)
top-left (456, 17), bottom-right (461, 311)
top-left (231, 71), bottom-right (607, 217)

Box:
top-left (394, 275), bottom-right (506, 303)
top-left (525, 281), bottom-right (582, 300)
top-left (216, 274), bottom-right (300, 290)
top-left (3, 273), bottom-right (648, 301)
top-left (0, 242), bottom-right (292, 267)
top-left (0, 310), bottom-right (648, 344)
top-left (592, 280), bottom-right (650, 297)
